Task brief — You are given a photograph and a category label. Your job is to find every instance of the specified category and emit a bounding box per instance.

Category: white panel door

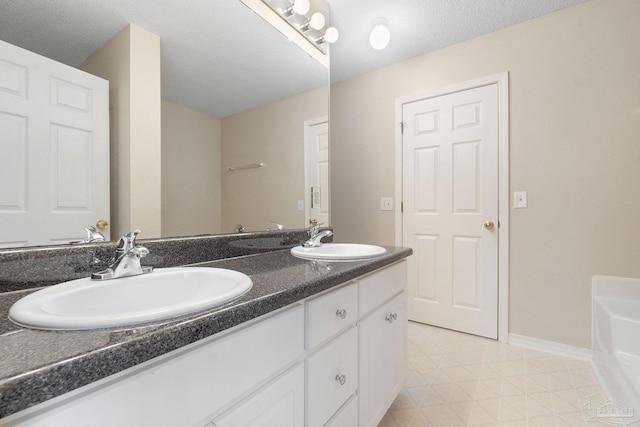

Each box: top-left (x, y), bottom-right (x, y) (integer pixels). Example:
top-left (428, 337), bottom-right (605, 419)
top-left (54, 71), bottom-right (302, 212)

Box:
top-left (305, 118), bottom-right (329, 226)
top-left (0, 40), bottom-right (109, 247)
top-left (402, 84), bottom-right (499, 339)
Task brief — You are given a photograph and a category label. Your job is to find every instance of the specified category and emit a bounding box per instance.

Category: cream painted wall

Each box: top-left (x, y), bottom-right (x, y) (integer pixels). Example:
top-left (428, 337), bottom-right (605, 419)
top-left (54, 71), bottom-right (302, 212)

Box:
top-left (330, 0), bottom-right (640, 348)
top-left (80, 25), bottom-right (131, 239)
top-left (162, 100), bottom-right (222, 236)
top-left (80, 24), bottom-right (162, 239)
top-left (221, 87), bottom-right (328, 232)
top-left (128, 25), bottom-right (162, 238)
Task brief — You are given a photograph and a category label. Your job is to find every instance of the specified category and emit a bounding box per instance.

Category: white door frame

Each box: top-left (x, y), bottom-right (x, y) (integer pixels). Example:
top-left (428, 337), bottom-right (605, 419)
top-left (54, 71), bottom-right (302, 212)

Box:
top-left (394, 72), bottom-right (510, 342)
top-left (304, 116), bottom-right (329, 227)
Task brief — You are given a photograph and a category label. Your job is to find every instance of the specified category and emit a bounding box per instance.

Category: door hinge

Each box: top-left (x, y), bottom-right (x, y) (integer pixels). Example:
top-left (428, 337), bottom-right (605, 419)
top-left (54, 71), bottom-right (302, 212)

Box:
top-left (401, 201), bottom-right (404, 212)
top-left (400, 121), bottom-right (407, 134)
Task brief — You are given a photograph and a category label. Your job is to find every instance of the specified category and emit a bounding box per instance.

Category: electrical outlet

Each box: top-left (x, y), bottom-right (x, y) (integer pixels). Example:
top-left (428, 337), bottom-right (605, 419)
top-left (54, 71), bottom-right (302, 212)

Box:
top-left (514, 191), bottom-right (527, 208)
top-left (380, 197), bottom-right (393, 211)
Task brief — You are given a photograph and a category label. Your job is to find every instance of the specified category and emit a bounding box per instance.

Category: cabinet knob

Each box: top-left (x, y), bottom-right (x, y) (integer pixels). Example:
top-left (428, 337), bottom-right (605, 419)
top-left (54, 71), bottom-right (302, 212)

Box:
top-left (335, 374), bottom-right (347, 386)
top-left (336, 308), bottom-right (347, 319)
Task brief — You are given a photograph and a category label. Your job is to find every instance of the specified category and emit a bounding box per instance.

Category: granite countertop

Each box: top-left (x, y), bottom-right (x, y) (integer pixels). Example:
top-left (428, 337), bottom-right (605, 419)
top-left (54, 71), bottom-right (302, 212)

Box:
top-left (0, 247), bottom-right (411, 418)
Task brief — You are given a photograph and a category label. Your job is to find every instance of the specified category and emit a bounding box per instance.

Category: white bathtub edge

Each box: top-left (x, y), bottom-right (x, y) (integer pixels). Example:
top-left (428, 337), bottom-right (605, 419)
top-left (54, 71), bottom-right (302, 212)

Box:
top-left (592, 274), bottom-right (640, 413)
top-left (508, 333), bottom-right (593, 361)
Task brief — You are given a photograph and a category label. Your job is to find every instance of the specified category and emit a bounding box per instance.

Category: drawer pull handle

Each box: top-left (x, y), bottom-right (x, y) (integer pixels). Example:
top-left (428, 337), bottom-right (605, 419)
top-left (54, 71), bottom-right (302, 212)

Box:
top-left (335, 374), bottom-right (347, 386)
top-left (336, 308), bottom-right (347, 319)
top-left (385, 312), bottom-right (398, 323)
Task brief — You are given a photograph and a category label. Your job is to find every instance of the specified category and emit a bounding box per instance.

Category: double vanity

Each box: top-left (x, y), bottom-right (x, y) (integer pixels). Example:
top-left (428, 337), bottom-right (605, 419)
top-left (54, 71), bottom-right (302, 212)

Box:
top-left (0, 230), bottom-right (412, 426)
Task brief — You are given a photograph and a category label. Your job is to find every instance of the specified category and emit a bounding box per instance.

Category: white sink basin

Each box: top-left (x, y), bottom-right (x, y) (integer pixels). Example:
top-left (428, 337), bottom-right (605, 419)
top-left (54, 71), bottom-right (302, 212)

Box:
top-left (9, 267), bottom-right (252, 330)
top-left (290, 243), bottom-right (386, 261)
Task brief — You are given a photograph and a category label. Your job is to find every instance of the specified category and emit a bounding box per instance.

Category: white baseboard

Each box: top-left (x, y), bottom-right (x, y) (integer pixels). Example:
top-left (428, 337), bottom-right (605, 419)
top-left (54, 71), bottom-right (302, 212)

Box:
top-left (508, 333), bottom-right (592, 361)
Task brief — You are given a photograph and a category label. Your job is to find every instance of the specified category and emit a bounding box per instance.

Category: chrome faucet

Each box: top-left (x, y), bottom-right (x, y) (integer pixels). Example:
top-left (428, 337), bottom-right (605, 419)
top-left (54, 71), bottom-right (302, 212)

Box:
top-left (83, 226), bottom-right (106, 242)
top-left (91, 230), bottom-right (153, 280)
top-left (303, 223), bottom-right (333, 248)
top-left (71, 226), bottom-right (105, 244)
top-left (269, 221), bottom-right (285, 230)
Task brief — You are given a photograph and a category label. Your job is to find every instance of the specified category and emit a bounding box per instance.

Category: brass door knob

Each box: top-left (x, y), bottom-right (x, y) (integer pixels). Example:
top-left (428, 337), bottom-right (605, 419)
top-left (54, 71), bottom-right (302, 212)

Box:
top-left (484, 220), bottom-right (495, 230)
top-left (96, 220), bottom-right (109, 230)
top-left (309, 219), bottom-right (318, 226)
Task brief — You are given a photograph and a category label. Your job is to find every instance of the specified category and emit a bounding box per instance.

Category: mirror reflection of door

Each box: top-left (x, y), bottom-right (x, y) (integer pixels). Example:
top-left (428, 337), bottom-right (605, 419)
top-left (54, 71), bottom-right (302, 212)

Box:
top-left (305, 117), bottom-right (329, 227)
top-left (0, 41), bottom-right (110, 247)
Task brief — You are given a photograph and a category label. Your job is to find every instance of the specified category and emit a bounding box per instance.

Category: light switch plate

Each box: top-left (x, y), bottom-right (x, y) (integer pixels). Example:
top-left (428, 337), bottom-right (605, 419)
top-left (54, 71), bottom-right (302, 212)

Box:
top-left (380, 197), bottom-right (393, 211)
top-left (514, 191), bottom-right (527, 208)
top-left (297, 200), bottom-right (304, 211)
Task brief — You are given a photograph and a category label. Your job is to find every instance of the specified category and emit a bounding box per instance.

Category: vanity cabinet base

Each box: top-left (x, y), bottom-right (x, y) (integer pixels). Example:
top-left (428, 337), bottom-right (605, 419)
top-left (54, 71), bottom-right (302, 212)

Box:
top-left (2, 261), bottom-right (408, 427)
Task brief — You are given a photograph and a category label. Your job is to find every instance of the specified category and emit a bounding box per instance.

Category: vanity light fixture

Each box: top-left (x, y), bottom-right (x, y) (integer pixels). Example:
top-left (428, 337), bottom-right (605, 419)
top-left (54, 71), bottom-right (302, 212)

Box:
top-left (308, 12), bottom-right (326, 30)
top-left (263, 1), bottom-right (338, 46)
top-left (281, 0), bottom-right (310, 16)
top-left (240, 0), bottom-right (337, 67)
top-left (317, 26), bottom-right (339, 44)
top-left (278, 0), bottom-right (339, 47)
top-left (297, 12), bottom-right (325, 31)
top-left (369, 18), bottom-right (391, 50)
top-left (292, 0), bottom-right (310, 15)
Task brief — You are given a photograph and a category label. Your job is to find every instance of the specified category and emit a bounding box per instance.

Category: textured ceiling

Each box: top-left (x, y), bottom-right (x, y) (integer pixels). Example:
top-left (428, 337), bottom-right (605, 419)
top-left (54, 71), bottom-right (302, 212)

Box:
top-left (329, 0), bottom-right (588, 83)
top-left (0, 0), bottom-right (327, 118)
top-left (0, 0), bottom-right (587, 117)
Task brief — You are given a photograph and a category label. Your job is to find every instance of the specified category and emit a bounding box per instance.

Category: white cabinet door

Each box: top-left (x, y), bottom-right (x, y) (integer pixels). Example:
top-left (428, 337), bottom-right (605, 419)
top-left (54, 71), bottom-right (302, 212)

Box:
top-left (387, 291), bottom-right (409, 398)
top-left (6, 305), bottom-right (304, 427)
top-left (358, 291), bottom-right (408, 427)
top-left (212, 364), bottom-right (304, 427)
top-left (325, 395), bottom-right (358, 427)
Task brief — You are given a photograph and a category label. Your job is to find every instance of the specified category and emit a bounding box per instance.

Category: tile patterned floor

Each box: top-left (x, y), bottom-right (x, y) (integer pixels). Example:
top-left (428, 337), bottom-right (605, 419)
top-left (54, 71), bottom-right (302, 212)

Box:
top-left (380, 321), bottom-right (615, 427)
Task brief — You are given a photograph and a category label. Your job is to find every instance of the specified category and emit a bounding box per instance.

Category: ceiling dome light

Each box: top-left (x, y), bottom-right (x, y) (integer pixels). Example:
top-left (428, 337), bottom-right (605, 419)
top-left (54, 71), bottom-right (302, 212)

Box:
top-left (323, 27), bottom-right (339, 43)
top-left (369, 21), bottom-right (390, 50)
top-left (292, 0), bottom-right (310, 15)
top-left (309, 12), bottom-right (326, 30)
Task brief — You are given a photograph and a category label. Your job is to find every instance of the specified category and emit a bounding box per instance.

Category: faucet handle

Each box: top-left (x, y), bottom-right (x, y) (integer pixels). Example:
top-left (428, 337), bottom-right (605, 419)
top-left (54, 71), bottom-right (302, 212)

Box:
top-left (130, 246), bottom-right (150, 258)
top-left (309, 222), bottom-right (325, 237)
top-left (117, 229), bottom-right (142, 252)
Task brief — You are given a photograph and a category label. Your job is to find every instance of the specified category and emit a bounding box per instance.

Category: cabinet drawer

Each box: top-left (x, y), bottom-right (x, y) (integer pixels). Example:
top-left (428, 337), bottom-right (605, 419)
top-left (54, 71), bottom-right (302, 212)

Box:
top-left (325, 395), bottom-right (358, 427)
top-left (306, 327), bottom-right (357, 427)
top-left (306, 282), bottom-right (357, 349)
top-left (211, 363), bottom-right (304, 427)
top-left (359, 260), bottom-right (407, 316)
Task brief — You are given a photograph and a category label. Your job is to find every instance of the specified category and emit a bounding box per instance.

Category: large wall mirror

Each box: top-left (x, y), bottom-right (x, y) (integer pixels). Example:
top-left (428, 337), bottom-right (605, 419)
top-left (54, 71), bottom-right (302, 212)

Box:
top-left (0, 0), bottom-right (329, 248)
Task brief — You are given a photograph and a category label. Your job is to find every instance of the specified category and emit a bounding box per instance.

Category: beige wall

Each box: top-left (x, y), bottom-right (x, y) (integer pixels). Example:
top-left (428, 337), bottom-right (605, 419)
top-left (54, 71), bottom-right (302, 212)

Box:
top-left (221, 87), bottom-right (328, 232)
top-left (162, 100), bottom-right (222, 236)
top-left (80, 25), bottom-right (131, 239)
top-left (80, 24), bottom-right (162, 239)
top-left (330, 0), bottom-right (640, 348)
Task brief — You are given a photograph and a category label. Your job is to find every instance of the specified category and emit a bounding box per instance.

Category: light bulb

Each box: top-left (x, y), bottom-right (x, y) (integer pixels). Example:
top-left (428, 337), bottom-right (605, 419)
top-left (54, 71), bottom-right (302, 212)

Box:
top-left (323, 27), bottom-right (339, 43)
top-left (292, 0), bottom-right (310, 15)
top-left (309, 12), bottom-right (326, 30)
top-left (369, 23), bottom-right (390, 50)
